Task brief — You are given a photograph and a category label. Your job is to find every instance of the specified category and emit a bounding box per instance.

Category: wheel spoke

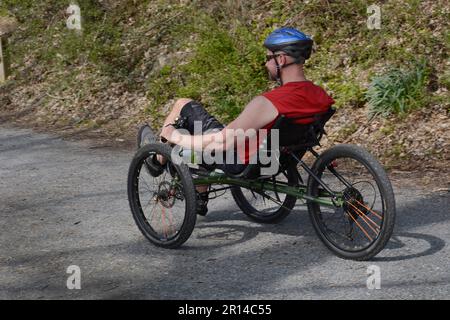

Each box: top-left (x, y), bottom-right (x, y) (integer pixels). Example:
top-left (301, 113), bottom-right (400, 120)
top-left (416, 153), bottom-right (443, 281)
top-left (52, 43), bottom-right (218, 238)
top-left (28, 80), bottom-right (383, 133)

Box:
top-left (232, 165), bottom-right (297, 223)
top-left (353, 198), bottom-right (383, 220)
top-left (148, 199), bottom-right (159, 225)
top-left (346, 201), bottom-right (381, 233)
top-left (160, 204), bottom-right (169, 239)
top-left (138, 175), bottom-right (156, 193)
top-left (345, 210), bottom-right (373, 242)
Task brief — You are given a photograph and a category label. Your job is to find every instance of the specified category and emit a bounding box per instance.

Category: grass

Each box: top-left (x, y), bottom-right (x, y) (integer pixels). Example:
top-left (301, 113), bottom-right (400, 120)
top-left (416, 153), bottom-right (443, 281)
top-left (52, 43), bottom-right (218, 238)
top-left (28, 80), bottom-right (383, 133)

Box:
top-left (366, 60), bottom-right (430, 117)
top-left (146, 13), bottom-right (268, 125)
top-left (0, 0), bottom-right (447, 125)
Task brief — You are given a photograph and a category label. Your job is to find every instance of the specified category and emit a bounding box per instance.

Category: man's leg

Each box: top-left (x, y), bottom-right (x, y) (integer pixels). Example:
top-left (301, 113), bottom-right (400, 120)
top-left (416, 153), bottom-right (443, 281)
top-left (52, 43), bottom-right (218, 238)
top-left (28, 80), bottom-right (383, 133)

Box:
top-left (137, 98), bottom-right (193, 175)
top-left (161, 98), bottom-right (224, 213)
top-left (161, 98), bottom-right (193, 135)
top-left (156, 98), bottom-right (192, 162)
top-left (159, 98), bottom-right (209, 194)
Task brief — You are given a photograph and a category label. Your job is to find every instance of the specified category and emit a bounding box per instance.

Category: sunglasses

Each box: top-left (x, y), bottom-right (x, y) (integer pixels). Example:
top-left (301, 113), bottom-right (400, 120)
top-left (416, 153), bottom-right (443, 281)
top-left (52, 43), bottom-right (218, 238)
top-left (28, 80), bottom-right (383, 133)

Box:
top-left (265, 53), bottom-right (285, 62)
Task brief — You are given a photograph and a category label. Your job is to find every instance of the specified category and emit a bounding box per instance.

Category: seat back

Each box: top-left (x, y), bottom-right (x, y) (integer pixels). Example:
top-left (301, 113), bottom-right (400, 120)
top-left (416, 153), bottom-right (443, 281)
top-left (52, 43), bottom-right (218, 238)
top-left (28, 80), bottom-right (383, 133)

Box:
top-left (272, 107), bottom-right (336, 149)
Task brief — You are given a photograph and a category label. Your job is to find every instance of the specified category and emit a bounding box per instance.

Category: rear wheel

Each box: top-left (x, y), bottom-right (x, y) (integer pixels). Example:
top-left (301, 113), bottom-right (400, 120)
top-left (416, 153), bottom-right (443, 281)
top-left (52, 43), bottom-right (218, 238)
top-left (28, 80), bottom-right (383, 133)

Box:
top-left (127, 143), bottom-right (197, 248)
top-left (231, 164), bottom-right (298, 223)
top-left (307, 144), bottom-right (396, 260)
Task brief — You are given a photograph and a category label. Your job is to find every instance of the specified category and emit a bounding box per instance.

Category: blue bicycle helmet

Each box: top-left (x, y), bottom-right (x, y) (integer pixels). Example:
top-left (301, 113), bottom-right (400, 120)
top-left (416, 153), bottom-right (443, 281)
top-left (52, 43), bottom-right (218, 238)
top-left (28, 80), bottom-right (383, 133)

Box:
top-left (264, 27), bottom-right (313, 64)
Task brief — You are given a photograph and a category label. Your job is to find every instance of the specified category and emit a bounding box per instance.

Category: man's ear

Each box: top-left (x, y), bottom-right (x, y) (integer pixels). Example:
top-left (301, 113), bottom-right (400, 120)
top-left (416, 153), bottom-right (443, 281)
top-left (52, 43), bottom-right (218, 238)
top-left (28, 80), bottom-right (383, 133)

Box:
top-left (278, 54), bottom-right (287, 67)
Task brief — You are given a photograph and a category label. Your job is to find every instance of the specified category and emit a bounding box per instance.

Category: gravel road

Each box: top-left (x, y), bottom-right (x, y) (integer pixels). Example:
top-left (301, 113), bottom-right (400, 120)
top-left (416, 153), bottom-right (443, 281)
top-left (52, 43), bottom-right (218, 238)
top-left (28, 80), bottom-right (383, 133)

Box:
top-left (0, 125), bottom-right (449, 299)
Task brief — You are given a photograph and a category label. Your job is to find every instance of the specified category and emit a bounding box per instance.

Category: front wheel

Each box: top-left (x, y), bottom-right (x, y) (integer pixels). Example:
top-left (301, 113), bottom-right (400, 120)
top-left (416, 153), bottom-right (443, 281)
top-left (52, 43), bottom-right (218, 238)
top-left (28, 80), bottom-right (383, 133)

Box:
top-left (127, 143), bottom-right (197, 248)
top-left (307, 144), bottom-right (396, 261)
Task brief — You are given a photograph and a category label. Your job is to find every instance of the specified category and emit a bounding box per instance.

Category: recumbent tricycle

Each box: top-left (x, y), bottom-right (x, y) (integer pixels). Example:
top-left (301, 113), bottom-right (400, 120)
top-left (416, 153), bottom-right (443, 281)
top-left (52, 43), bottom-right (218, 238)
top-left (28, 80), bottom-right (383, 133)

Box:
top-left (127, 108), bottom-right (396, 261)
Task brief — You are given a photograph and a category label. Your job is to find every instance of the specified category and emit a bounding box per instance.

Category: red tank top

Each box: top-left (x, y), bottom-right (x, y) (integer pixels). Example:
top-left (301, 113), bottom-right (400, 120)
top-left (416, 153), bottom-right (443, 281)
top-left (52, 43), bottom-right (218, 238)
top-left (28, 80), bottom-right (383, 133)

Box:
top-left (239, 81), bottom-right (334, 164)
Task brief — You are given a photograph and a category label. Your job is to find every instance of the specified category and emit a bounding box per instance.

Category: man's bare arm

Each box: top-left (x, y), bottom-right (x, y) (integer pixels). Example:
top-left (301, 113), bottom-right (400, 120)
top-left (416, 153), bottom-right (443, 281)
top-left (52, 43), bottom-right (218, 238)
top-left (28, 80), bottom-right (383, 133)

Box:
top-left (161, 96), bottom-right (278, 151)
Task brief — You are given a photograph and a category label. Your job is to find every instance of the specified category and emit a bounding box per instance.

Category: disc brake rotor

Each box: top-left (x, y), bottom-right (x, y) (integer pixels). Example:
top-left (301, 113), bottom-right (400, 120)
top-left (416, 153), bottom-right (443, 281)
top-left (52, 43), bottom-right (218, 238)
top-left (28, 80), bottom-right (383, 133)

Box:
top-left (157, 181), bottom-right (182, 208)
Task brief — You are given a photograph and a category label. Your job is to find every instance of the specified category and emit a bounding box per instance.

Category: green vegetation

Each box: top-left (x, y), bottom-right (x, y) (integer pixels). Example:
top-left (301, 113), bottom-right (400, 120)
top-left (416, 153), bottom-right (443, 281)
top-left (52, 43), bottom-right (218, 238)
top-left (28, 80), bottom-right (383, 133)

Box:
top-left (0, 7), bottom-right (9, 17)
top-left (0, 0), bottom-right (448, 125)
top-left (366, 60), bottom-right (430, 117)
top-left (147, 15), bottom-right (268, 124)
top-left (335, 123), bottom-right (359, 141)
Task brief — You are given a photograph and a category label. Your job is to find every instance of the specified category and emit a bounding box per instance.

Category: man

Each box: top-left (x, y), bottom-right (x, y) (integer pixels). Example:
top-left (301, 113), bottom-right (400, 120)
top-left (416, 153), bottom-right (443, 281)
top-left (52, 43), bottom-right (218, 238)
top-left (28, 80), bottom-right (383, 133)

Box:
top-left (137, 27), bottom-right (335, 215)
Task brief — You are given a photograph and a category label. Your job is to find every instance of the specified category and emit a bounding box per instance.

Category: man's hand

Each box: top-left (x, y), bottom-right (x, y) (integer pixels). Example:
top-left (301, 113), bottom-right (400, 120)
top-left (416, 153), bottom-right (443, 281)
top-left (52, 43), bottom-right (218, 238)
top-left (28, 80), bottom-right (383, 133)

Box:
top-left (160, 125), bottom-right (180, 144)
top-left (160, 123), bottom-right (219, 151)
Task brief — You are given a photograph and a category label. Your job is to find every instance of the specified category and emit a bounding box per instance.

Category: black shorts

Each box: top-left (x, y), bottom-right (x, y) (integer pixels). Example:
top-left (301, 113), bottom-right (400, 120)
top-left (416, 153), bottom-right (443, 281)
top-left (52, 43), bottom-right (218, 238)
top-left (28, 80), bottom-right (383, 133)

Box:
top-left (180, 101), bottom-right (247, 175)
top-left (180, 100), bottom-right (224, 133)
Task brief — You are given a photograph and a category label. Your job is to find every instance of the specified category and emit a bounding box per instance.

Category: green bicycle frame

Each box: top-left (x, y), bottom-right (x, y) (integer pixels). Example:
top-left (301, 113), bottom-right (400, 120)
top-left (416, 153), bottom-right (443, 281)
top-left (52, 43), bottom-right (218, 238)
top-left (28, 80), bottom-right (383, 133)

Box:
top-left (192, 171), bottom-right (343, 207)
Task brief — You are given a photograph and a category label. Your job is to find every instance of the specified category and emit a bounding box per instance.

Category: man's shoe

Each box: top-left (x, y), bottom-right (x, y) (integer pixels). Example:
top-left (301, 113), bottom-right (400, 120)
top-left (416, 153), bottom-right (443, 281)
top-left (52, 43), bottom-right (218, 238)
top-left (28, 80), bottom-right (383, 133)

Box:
top-left (196, 192), bottom-right (209, 216)
top-left (137, 124), bottom-right (163, 177)
top-left (137, 123), bottom-right (158, 149)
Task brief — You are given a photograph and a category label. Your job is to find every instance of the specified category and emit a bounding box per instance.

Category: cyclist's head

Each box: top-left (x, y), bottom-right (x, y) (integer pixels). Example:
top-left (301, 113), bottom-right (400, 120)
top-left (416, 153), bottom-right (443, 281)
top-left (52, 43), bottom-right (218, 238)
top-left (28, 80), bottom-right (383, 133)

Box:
top-left (264, 27), bottom-right (313, 64)
top-left (263, 27), bottom-right (313, 84)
